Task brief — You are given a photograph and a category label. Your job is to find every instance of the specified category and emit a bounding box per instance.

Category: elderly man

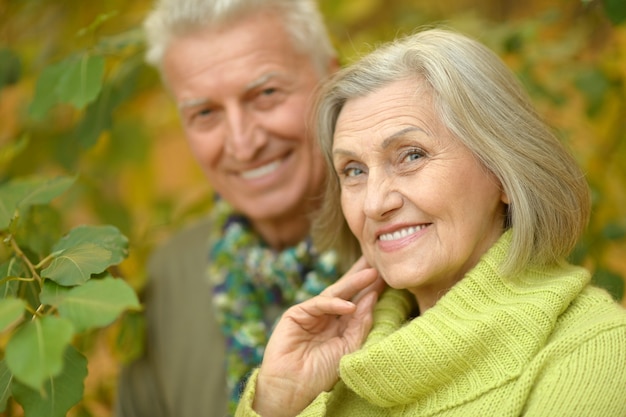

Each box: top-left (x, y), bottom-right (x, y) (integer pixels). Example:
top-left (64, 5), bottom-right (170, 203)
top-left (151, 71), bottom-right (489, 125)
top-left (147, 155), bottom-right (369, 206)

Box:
top-left (115, 0), bottom-right (339, 416)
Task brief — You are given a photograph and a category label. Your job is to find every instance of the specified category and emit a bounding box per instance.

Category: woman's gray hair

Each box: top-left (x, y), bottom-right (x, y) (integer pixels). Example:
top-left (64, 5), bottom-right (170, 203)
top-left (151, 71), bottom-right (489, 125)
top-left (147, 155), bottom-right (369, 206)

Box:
top-left (313, 27), bottom-right (591, 276)
top-left (143, 0), bottom-right (336, 75)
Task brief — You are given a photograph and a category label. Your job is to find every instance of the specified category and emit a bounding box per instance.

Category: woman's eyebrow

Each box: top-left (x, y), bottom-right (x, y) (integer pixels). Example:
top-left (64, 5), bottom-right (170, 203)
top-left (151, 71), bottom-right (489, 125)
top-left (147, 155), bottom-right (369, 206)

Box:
top-left (332, 148), bottom-right (357, 159)
top-left (381, 126), bottom-right (428, 149)
top-left (333, 126), bottom-right (428, 158)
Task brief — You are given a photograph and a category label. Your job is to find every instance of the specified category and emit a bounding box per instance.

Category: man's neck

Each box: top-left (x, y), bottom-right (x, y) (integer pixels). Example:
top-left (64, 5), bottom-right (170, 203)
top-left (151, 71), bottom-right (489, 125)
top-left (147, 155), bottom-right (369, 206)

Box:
top-left (251, 213), bottom-right (312, 251)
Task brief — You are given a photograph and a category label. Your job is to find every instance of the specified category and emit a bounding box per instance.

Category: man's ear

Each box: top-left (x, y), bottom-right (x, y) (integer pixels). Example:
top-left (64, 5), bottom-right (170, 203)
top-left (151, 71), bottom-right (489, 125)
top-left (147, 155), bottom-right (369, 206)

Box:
top-left (328, 56), bottom-right (341, 73)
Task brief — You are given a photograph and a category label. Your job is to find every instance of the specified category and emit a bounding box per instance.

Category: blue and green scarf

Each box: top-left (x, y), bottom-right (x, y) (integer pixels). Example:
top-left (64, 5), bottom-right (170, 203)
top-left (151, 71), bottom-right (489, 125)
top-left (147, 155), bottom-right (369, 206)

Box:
top-left (208, 199), bottom-right (338, 415)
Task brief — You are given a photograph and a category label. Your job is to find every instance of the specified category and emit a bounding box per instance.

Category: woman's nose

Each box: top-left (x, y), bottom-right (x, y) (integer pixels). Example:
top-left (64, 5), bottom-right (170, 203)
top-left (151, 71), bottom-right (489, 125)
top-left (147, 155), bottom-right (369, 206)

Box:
top-left (362, 171), bottom-right (403, 219)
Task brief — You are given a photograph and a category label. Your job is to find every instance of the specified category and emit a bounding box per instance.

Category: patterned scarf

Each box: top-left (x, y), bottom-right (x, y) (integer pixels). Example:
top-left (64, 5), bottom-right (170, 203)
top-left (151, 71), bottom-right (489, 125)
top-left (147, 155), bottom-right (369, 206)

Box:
top-left (207, 199), bottom-right (338, 416)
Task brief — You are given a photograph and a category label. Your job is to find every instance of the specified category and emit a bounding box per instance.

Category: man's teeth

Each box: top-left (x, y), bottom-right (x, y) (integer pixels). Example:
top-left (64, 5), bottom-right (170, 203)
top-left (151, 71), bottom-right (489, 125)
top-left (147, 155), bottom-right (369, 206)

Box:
top-left (379, 225), bottom-right (426, 241)
top-left (241, 160), bottom-right (281, 179)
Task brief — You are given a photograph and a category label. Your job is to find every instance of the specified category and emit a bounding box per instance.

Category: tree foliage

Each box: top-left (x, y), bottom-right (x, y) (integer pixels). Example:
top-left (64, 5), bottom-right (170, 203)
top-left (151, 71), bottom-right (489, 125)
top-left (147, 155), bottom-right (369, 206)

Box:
top-left (0, 0), bottom-right (624, 415)
top-left (0, 178), bottom-right (140, 415)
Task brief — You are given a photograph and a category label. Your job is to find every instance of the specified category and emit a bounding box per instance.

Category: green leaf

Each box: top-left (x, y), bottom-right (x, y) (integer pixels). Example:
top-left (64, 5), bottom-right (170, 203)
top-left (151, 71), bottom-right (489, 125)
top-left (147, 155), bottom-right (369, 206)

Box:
top-left (0, 176), bottom-right (75, 230)
top-left (115, 310), bottom-right (146, 364)
top-left (0, 298), bottom-right (26, 333)
top-left (53, 224), bottom-right (128, 265)
top-left (0, 188), bottom-right (20, 230)
top-left (601, 222), bottom-right (626, 240)
top-left (17, 176), bottom-right (75, 211)
top-left (57, 277), bottom-right (140, 332)
top-left (0, 134), bottom-right (29, 167)
top-left (574, 69), bottom-right (610, 117)
top-left (11, 345), bottom-right (87, 417)
top-left (603, 0), bottom-right (626, 25)
top-left (15, 205), bottom-right (64, 258)
top-left (40, 280), bottom-right (71, 307)
top-left (592, 268), bottom-right (625, 302)
top-left (41, 225), bottom-right (128, 285)
top-left (56, 54), bottom-right (105, 109)
top-left (0, 360), bottom-right (13, 412)
top-left (74, 85), bottom-right (114, 148)
top-left (503, 32), bottom-right (523, 53)
top-left (28, 61), bottom-right (66, 120)
top-left (76, 11), bottom-right (119, 38)
top-left (0, 258), bottom-right (26, 299)
top-left (0, 47), bottom-right (21, 90)
top-left (41, 243), bottom-right (113, 286)
top-left (74, 52), bottom-right (142, 149)
top-left (568, 238), bottom-right (588, 265)
top-left (5, 316), bottom-right (74, 391)
top-left (96, 27), bottom-right (144, 52)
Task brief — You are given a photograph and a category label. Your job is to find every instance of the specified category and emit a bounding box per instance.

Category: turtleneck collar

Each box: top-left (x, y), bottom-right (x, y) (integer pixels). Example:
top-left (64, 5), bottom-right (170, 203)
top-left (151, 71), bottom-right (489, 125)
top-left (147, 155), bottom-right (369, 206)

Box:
top-left (339, 231), bottom-right (590, 409)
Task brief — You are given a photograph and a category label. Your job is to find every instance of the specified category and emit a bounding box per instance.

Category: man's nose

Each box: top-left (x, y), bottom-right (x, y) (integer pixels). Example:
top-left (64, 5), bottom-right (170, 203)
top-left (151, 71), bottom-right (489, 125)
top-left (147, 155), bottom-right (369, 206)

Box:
top-left (224, 107), bottom-right (265, 161)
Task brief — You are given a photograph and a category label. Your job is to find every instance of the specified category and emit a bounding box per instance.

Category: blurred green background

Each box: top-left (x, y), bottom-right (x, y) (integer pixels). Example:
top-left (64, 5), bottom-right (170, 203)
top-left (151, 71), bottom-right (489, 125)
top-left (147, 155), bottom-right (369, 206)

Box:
top-left (1, 0), bottom-right (625, 415)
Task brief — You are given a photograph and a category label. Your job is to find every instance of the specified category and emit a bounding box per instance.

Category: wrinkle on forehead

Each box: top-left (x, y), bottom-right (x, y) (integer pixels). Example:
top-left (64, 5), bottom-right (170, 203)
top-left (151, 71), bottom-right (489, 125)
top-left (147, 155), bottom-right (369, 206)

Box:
top-left (177, 72), bottom-right (283, 109)
top-left (162, 11), bottom-right (307, 102)
top-left (334, 101), bottom-right (434, 152)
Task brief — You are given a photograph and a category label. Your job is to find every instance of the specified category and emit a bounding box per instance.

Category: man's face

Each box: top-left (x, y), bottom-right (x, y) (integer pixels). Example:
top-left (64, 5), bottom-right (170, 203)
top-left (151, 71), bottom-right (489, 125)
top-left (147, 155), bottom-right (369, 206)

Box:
top-left (162, 13), bottom-right (329, 228)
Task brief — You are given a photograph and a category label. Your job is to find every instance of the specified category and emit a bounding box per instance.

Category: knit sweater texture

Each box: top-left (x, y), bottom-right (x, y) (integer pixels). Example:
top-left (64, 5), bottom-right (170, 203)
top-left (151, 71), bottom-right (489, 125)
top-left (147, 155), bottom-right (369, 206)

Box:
top-left (236, 233), bottom-right (626, 416)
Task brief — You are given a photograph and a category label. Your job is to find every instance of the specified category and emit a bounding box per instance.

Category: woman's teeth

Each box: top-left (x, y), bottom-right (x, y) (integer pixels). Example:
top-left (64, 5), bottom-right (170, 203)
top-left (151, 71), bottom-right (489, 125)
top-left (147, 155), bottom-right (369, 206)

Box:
top-left (379, 225), bottom-right (426, 241)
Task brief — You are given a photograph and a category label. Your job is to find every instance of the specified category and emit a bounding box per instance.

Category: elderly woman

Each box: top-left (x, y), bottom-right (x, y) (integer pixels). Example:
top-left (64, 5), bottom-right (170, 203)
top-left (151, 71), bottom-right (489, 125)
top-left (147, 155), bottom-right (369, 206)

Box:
top-left (235, 28), bottom-right (626, 416)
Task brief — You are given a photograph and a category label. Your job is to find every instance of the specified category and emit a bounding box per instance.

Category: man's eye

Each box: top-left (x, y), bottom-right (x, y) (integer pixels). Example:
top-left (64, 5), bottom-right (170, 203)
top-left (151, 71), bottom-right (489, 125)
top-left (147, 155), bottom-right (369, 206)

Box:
top-left (196, 108), bottom-right (213, 118)
top-left (185, 107), bottom-right (219, 130)
top-left (253, 87), bottom-right (283, 110)
top-left (261, 87), bottom-right (276, 96)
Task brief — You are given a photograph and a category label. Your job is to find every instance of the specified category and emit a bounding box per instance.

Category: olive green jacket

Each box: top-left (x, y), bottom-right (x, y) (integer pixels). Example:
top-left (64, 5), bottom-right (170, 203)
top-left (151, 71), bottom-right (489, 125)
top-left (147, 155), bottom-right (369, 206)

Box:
top-left (115, 218), bottom-right (228, 417)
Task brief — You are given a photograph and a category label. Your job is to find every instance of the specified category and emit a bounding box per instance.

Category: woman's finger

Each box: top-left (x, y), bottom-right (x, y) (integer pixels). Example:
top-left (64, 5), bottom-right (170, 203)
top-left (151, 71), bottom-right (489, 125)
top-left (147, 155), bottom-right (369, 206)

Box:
top-left (322, 257), bottom-right (379, 300)
top-left (342, 290), bottom-right (380, 350)
top-left (351, 273), bottom-right (386, 305)
top-left (285, 295), bottom-right (355, 327)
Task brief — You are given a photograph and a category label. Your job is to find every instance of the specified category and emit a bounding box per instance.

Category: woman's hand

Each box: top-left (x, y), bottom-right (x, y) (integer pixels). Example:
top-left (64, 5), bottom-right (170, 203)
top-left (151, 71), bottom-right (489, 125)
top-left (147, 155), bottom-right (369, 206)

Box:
top-left (252, 257), bottom-right (386, 417)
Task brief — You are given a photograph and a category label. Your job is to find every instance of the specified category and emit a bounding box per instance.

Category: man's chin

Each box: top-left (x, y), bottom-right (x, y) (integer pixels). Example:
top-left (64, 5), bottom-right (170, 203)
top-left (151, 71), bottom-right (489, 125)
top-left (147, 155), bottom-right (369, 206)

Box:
top-left (231, 195), bottom-right (300, 221)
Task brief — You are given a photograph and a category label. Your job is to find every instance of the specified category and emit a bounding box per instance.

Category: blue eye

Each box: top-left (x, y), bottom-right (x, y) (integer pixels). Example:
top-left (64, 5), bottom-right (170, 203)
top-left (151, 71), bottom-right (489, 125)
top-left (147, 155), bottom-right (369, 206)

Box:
top-left (404, 149), bottom-right (424, 162)
top-left (345, 167), bottom-right (364, 177)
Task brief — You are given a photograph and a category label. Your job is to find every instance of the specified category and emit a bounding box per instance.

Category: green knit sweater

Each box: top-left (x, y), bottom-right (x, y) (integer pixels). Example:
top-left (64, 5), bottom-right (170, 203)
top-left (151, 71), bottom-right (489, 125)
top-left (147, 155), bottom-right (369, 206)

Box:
top-left (237, 233), bottom-right (626, 416)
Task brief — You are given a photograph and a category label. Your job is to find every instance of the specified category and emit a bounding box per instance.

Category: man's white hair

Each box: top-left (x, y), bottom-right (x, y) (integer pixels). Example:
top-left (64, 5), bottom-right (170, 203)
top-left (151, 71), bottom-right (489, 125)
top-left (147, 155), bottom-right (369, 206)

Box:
top-left (143, 0), bottom-right (336, 75)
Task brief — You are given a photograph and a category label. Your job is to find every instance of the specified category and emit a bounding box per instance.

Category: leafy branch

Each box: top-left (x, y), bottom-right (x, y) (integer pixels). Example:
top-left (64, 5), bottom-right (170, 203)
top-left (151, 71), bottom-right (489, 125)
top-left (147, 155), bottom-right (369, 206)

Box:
top-left (0, 10), bottom-right (149, 414)
top-left (0, 176), bottom-right (141, 416)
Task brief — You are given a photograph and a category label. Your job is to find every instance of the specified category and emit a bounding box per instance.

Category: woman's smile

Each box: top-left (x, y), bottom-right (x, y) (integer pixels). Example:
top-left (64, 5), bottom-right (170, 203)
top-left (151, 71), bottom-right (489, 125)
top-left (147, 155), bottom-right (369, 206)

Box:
top-left (378, 224), bottom-right (429, 242)
top-left (333, 78), bottom-right (508, 311)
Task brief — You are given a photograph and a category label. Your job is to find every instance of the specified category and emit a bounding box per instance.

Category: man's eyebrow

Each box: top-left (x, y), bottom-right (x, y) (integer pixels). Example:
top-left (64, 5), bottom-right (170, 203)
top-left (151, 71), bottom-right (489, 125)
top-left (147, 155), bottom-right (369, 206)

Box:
top-left (179, 97), bottom-right (211, 110)
top-left (177, 72), bottom-right (282, 110)
top-left (245, 72), bottom-right (280, 90)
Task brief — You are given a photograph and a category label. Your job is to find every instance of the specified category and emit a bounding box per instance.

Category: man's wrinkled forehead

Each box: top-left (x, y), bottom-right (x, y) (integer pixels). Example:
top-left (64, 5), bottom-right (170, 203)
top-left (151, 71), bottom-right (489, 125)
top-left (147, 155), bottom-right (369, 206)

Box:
top-left (177, 72), bottom-right (282, 109)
